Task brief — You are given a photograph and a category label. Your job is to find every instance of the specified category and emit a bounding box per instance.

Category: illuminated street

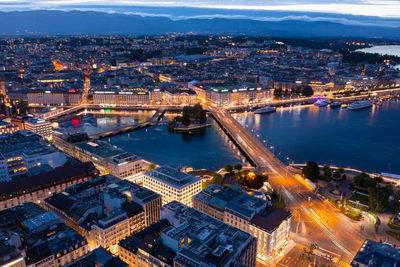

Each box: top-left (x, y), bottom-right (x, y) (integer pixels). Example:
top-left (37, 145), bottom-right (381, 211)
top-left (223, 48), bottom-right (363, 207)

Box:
top-left (211, 107), bottom-right (373, 264)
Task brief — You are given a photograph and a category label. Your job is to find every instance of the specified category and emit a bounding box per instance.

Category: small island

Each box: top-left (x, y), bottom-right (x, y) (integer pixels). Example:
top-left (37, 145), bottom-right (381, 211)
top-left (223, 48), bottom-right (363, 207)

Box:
top-left (168, 104), bottom-right (211, 133)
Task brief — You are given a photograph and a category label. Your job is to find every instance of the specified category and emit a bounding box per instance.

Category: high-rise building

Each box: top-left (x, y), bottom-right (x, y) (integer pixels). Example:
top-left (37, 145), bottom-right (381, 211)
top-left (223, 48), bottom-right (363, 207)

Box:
top-left (143, 166), bottom-right (202, 207)
top-left (192, 184), bottom-right (292, 262)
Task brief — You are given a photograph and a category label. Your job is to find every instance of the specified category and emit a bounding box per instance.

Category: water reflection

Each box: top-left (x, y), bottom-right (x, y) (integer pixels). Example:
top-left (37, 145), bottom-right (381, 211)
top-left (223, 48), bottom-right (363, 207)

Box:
top-left (235, 101), bottom-right (400, 173)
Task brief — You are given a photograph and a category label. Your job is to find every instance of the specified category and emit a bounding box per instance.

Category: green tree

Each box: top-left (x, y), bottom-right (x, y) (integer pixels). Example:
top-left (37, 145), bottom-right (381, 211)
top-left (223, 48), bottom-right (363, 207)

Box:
top-left (299, 243), bottom-right (318, 267)
top-left (354, 172), bottom-right (376, 188)
top-left (302, 161), bottom-right (320, 181)
top-left (302, 86), bottom-right (314, 97)
top-left (271, 190), bottom-right (286, 208)
top-left (273, 88), bottom-right (283, 99)
top-left (374, 176), bottom-right (384, 183)
top-left (234, 163), bottom-right (243, 171)
top-left (369, 185), bottom-right (392, 213)
top-left (392, 191), bottom-right (400, 213)
top-left (332, 170), bottom-right (341, 180)
top-left (338, 167), bottom-right (345, 174)
top-left (323, 165), bottom-right (332, 178)
top-left (212, 173), bottom-right (223, 185)
top-left (182, 112), bottom-right (190, 126)
top-left (224, 164), bottom-right (233, 173)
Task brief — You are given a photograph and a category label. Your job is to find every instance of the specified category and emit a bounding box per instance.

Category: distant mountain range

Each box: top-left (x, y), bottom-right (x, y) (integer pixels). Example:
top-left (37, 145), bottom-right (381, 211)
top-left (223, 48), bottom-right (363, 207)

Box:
top-left (0, 10), bottom-right (399, 38)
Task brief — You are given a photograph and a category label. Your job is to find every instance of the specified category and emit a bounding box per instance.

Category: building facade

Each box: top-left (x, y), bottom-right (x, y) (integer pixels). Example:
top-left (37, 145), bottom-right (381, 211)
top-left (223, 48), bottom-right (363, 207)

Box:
top-left (143, 166), bottom-right (202, 207)
top-left (192, 184), bottom-right (291, 262)
top-left (118, 201), bottom-right (257, 267)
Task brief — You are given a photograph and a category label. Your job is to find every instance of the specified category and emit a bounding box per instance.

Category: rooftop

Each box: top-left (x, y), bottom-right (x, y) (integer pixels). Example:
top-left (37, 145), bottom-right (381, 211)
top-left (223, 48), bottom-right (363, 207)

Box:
top-left (161, 201), bottom-right (255, 266)
top-left (0, 161), bottom-right (97, 200)
top-left (351, 239), bottom-right (400, 267)
top-left (193, 184), bottom-right (266, 220)
top-left (145, 166), bottom-right (200, 189)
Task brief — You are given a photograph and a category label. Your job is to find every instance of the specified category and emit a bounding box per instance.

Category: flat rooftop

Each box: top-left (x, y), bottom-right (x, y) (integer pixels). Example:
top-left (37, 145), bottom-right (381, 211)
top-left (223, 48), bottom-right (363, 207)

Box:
top-left (144, 166), bottom-right (200, 189)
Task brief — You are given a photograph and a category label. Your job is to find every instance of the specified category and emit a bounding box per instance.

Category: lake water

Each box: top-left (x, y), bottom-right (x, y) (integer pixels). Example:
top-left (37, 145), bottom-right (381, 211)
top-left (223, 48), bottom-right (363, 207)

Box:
top-left (108, 117), bottom-right (244, 170)
top-left (57, 112), bottom-right (244, 170)
top-left (358, 45), bottom-right (400, 57)
top-left (56, 110), bottom-right (155, 135)
top-left (234, 100), bottom-right (400, 174)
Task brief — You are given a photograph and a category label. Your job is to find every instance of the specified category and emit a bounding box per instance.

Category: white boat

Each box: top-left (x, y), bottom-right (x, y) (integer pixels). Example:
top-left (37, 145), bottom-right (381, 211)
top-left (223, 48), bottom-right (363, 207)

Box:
top-left (314, 99), bottom-right (329, 107)
top-left (330, 101), bottom-right (342, 108)
top-left (348, 100), bottom-right (373, 110)
top-left (254, 106), bottom-right (276, 114)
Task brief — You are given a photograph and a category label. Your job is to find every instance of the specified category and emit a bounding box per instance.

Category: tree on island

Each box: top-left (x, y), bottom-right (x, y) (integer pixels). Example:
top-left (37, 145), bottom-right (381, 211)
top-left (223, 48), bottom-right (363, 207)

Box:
top-left (168, 104), bottom-right (207, 130)
top-left (302, 161), bottom-right (319, 181)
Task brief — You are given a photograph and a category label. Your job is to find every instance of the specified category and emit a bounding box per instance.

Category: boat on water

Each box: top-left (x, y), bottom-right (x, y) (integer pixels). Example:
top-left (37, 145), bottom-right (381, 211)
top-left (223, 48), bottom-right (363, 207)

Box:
top-left (314, 98), bottom-right (329, 107)
top-left (330, 101), bottom-right (342, 108)
top-left (348, 100), bottom-right (373, 110)
top-left (254, 106), bottom-right (276, 114)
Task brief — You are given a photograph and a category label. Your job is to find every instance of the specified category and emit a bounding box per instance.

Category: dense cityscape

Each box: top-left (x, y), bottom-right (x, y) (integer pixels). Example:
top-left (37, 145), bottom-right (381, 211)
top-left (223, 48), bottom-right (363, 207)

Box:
top-left (1, 8), bottom-right (400, 267)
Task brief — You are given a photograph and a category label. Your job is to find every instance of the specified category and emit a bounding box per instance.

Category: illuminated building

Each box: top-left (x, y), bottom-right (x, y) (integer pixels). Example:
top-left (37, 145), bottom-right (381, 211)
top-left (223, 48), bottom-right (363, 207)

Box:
top-left (93, 89), bottom-right (150, 106)
top-left (192, 184), bottom-right (292, 262)
top-left (118, 201), bottom-right (257, 267)
top-left (143, 166), bottom-right (202, 207)
top-left (44, 176), bottom-right (161, 254)
top-left (0, 203), bottom-right (89, 267)
top-left (0, 131), bottom-right (68, 182)
top-left (0, 120), bottom-right (20, 135)
top-left (53, 134), bottom-right (151, 183)
top-left (0, 161), bottom-right (97, 211)
top-left (34, 107), bottom-right (64, 120)
top-left (24, 117), bottom-right (52, 139)
top-left (164, 88), bottom-right (197, 106)
top-left (189, 82), bottom-right (273, 107)
top-left (351, 239), bottom-right (400, 267)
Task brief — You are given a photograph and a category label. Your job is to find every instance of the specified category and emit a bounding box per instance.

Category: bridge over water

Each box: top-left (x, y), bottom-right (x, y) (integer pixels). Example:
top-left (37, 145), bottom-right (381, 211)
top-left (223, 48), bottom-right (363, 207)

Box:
top-left (210, 108), bottom-right (287, 174)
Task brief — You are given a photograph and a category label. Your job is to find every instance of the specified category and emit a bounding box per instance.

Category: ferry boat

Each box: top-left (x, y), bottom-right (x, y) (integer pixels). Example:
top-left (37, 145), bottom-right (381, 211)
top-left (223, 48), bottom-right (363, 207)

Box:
top-left (330, 102), bottom-right (342, 108)
top-left (314, 98), bottom-right (329, 107)
top-left (254, 106), bottom-right (276, 114)
top-left (348, 100), bottom-right (373, 110)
